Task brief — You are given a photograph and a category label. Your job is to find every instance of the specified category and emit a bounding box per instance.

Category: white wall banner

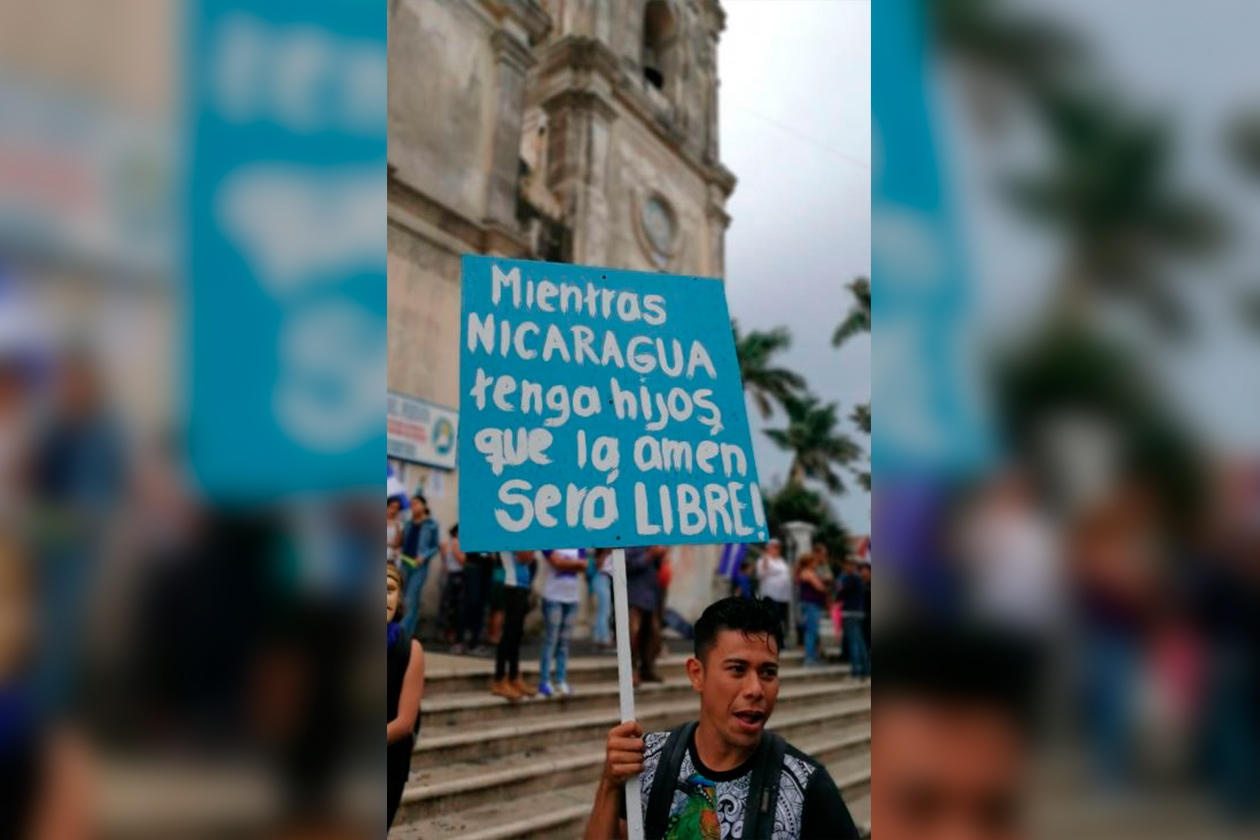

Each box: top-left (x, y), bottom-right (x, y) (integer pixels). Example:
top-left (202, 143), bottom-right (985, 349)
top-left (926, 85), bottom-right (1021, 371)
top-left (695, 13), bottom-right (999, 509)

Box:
top-left (387, 391), bottom-right (458, 470)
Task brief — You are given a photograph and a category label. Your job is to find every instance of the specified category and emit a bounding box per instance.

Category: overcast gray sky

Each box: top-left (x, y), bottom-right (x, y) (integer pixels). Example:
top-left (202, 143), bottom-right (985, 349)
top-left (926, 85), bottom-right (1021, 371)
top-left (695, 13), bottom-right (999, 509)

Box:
top-left (719, 0), bottom-right (872, 535)
top-left (943, 0), bottom-right (1260, 457)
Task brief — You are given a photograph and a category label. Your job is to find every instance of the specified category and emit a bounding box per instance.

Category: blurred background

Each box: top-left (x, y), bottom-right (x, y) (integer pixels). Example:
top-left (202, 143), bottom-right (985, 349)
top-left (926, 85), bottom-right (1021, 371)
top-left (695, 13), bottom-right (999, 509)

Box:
top-left (1, 1), bottom-right (381, 838)
top-left (875, 0), bottom-right (1260, 836)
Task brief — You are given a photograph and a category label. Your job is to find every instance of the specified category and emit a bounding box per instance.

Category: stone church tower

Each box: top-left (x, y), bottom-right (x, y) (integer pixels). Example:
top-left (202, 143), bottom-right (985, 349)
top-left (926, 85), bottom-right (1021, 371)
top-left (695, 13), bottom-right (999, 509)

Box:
top-left (388, 0), bottom-right (734, 620)
top-left (518, 0), bottom-right (735, 275)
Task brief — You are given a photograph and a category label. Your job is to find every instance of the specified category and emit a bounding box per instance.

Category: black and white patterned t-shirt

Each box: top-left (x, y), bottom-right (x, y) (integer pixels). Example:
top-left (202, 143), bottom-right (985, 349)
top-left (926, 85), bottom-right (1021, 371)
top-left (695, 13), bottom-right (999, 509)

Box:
top-left (637, 728), bottom-right (859, 840)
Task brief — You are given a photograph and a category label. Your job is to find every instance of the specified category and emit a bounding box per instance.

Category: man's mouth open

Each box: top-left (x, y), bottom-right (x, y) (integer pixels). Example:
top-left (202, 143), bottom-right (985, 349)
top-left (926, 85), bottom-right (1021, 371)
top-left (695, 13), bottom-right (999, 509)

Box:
top-left (732, 710), bottom-right (766, 732)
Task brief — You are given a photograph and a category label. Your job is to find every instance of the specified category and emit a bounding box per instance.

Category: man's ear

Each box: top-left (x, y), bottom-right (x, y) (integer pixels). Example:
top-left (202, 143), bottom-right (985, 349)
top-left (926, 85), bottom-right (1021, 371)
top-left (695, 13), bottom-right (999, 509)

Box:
top-left (685, 656), bottom-right (704, 693)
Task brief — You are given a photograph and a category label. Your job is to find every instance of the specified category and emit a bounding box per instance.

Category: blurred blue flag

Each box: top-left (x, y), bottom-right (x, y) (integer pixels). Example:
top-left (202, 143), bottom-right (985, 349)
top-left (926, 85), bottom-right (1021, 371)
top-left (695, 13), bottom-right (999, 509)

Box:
top-left (718, 543), bottom-right (748, 579)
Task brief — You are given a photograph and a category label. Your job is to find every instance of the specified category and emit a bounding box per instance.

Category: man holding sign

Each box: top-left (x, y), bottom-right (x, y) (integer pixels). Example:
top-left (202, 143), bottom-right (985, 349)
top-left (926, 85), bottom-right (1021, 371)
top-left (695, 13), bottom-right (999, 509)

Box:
top-left (586, 597), bottom-right (860, 840)
top-left (461, 256), bottom-right (837, 839)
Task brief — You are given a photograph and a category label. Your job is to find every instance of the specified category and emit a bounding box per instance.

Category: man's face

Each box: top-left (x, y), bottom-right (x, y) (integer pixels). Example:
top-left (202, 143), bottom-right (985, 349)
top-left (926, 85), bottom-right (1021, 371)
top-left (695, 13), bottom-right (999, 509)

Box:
top-left (410, 498), bottom-right (425, 519)
top-left (688, 630), bottom-right (780, 751)
top-left (860, 565), bottom-right (871, 583)
top-left (875, 698), bottom-right (1026, 840)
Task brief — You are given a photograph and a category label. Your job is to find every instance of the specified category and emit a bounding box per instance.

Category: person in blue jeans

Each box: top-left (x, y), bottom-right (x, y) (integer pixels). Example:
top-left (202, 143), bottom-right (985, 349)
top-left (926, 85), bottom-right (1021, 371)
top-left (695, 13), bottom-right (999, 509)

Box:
top-left (539, 548), bottom-right (586, 696)
top-left (590, 548), bottom-right (613, 651)
top-left (399, 494), bottom-right (440, 642)
top-left (798, 552), bottom-right (830, 666)
top-left (836, 560), bottom-right (871, 679)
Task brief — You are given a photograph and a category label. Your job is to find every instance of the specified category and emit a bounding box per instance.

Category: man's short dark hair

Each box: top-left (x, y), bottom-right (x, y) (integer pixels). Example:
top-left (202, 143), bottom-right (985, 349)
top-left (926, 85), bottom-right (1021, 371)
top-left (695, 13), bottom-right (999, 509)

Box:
top-left (881, 622), bottom-right (1040, 738)
top-left (694, 597), bottom-right (784, 662)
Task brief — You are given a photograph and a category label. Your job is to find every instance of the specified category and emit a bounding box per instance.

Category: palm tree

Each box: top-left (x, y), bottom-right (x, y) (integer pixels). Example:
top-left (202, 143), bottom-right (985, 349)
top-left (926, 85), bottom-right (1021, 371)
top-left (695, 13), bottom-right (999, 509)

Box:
top-left (1228, 107), bottom-right (1260, 183)
top-left (832, 277), bottom-right (873, 491)
top-left (850, 403), bottom-right (871, 434)
top-left (849, 403), bottom-right (871, 491)
top-left (765, 394), bottom-right (863, 494)
top-left (933, 0), bottom-right (1084, 128)
top-left (832, 276), bottom-right (871, 348)
top-left (1006, 93), bottom-right (1224, 333)
top-left (731, 320), bottom-right (807, 419)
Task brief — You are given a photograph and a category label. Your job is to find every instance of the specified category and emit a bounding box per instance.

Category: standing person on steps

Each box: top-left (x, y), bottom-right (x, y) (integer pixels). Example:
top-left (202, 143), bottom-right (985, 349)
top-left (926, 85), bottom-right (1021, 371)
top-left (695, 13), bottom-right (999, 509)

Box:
top-left (386, 497), bottom-right (403, 565)
top-left (625, 545), bottom-right (667, 686)
top-left (860, 561), bottom-right (873, 665)
top-left (455, 546), bottom-right (495, 655)
top-left (591, 548), bottom-right (615, 652)
top-left (797, 552), bottom-right (829, 667)
top-left (438, 524), bottom-right (465, 645)
top-left (539, 548), bottom-right (585, 697)
top-left (757, 538), bottom-right (793, 645)
top-left (399, 494), bottom-right (439, 641)
top-left (836, 558), bottom-right (871, 679)
top-left (583, 597), bottom-right (859, 840)
top-left (387, 564), bottom-right (424, 828)
top-left (490, 550), bottom-right (538, 701)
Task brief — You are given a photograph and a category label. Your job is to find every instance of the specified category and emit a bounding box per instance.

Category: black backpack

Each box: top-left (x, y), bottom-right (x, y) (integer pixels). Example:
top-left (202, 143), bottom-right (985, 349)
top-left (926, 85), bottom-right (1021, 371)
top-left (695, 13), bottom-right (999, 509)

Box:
top-left (644, 721), bottom-right (788, 840)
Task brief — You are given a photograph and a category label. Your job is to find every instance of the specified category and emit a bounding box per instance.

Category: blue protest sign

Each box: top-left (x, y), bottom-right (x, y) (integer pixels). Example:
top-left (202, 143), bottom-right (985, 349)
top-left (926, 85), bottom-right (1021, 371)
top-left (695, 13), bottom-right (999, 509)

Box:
top-left (873, 0), bottom-right (992, 477)
top-left (458, 256), bottom-right (766, 552)
top-left (188, 1), bottom-right (385, 499)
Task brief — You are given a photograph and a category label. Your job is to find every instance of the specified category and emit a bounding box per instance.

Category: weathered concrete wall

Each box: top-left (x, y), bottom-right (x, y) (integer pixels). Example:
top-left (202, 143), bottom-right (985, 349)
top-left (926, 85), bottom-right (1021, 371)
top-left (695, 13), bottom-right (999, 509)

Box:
top-left (389, 0), bottom-right (498, 222)
top-left (386, 220), bottom-right (463, 565)
top-left (604, 114), bottom-right (713, 275)
top-left (386, 223), bottom-right (461, 410)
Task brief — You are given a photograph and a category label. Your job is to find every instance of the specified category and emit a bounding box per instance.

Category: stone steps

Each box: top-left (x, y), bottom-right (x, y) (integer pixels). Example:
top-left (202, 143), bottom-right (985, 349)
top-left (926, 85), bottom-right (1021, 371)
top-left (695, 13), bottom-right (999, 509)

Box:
top-left (394, 748), bottom-right (871, 840)
top-left (402, 715), bottom-right (870, 822)
top-left (391, 650), bottom-right (870, 840)
top-left (422, 664), bottom-right (858, 728)
top-left (422, 650), bottom-right (818, 698)
top-left (414, 687), bottom-right (870, 766)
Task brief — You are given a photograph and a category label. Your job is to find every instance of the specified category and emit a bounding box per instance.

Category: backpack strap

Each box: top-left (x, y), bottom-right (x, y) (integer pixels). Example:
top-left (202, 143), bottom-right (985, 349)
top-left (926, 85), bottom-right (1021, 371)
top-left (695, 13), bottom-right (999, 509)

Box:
top-left (644, 721), bottom-right (697, 840)
top-left (742, 732), bottom-right (788, 840)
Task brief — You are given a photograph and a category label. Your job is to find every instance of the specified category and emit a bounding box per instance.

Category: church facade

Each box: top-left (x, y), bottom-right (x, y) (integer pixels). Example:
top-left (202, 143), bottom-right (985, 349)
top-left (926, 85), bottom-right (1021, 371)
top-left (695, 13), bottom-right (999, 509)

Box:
top-left (388, 0), bottom-right (736, 620)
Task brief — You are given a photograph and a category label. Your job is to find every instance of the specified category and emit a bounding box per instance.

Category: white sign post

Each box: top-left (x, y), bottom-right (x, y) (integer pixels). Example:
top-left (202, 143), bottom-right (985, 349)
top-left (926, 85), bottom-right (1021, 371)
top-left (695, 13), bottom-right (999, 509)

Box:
top-left (610, 548), bottom-right (644, 840)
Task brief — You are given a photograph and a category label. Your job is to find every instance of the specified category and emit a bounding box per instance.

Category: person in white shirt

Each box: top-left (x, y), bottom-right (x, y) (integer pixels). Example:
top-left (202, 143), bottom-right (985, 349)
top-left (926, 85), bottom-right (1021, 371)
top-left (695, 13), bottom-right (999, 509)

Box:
top-left (539, 548), bottom-right (586, 696)
top-left (386, 497), bottom-right (403, 564)
top-left (756, 538), bottom-right (793, 646)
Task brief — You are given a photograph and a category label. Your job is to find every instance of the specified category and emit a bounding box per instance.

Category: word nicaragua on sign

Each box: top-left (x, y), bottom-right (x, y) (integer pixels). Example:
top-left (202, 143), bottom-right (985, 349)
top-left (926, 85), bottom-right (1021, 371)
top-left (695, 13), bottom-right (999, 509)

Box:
top-left (458, 256), bottom-right (765, 551)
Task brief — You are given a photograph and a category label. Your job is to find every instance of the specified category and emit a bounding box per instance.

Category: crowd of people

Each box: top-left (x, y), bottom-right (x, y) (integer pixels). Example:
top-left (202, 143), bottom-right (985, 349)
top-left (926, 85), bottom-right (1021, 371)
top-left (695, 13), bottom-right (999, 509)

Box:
top-left (386, 493), bottom-right (686, 699)
top-left (387, 493), bottom-right (873, 700)
top-left (385, 491), bottom-right (877, 833)
top-left (739, 538), bottom-right (873, 679)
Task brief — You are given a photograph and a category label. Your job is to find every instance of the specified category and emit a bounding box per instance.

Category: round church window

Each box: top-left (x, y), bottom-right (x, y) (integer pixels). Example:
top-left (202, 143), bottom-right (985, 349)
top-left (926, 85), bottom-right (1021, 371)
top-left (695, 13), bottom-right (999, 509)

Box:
top-left (641, 195), bottom-right (675, 257)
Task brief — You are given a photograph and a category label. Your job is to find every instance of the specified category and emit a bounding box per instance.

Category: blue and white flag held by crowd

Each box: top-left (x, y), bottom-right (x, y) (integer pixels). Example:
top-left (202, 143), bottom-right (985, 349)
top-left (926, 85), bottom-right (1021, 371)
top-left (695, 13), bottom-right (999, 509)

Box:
top-left (718, 543), bottom-right (749, 579)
